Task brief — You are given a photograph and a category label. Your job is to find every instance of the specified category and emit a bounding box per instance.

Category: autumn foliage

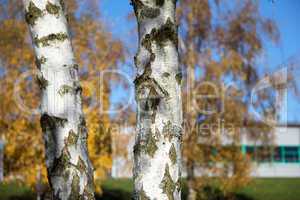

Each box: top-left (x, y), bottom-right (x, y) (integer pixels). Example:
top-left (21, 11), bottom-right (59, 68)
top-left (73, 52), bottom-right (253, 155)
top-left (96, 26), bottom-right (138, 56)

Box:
top-left (178, 0), bottom-right (280, 198)
top-left (0, 0), bottom-right (123, 193)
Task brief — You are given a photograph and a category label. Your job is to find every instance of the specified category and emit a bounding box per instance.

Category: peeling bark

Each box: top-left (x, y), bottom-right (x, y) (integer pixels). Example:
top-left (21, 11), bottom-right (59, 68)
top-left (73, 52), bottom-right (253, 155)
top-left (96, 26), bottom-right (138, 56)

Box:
top-left (131, 0), bottom-right (183, 199)
top-left (23, 1), bottom-right (95, 199)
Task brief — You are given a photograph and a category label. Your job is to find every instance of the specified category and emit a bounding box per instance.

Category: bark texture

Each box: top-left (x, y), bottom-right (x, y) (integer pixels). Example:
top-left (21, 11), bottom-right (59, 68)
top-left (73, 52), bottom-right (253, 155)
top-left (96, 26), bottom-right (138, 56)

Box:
top-left (23, 1), bottom-right (95, 199)
top-left (131, 0), bottom-right (183, 199)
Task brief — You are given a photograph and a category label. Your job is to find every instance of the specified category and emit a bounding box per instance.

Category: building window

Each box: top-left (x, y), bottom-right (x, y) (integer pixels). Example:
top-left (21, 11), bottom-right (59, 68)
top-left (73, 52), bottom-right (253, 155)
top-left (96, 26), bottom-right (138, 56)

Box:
top-left (242, 145), bottom-right (300, 163)
top-left (284, 147), bottom-right (299, 163)
top-left (273, 147), bottom-right (282, 162)
top-left (257, 146), bottom-right (272, 162)
top-left (245, 146), bottom-right (255, 160)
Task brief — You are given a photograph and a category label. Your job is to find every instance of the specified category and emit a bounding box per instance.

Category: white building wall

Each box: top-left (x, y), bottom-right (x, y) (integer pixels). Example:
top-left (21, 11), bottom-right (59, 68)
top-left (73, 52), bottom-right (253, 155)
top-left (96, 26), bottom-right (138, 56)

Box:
top-left (112, 125), bottom-right (300, 178)
top-left (252, 163), bottom-right (300, 177)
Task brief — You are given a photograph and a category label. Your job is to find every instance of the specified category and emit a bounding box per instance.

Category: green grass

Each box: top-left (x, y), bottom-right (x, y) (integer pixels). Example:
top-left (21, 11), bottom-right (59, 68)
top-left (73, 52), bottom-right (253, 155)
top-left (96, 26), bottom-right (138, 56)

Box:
top-left (102, 178), bottom-right (133, 193)
top-left (0, 182), bottom-right (34, 200)
top-left (0, 178), bottom-right (300, 200)
top-left (239, 178), bottom-right (300, 200)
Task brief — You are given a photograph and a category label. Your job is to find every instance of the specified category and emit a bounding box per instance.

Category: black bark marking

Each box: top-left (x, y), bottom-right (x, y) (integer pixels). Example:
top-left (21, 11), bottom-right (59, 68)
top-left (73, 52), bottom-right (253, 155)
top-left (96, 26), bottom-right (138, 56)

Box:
top-left (63, 169), bottom-right (70, 182)
top-left (58, 82), bottom-right (82, 96)
top-left (59, 0), bottom-right (65, 12)
top-left (58, 84), bottom-right (74, 96)
top-left (163, 72), bottom-right (170, 78)
top-left (34, 32), bottom-right (68, 47)
top-left (156, 0), bottom-right (165, 7)
top-left (36, 73), bottom-right (48, 90)
top-left (176, 179), bottom-right (181, 192)
top-left (65, 129), bottom-right (78, 146)
top-left (78, 115), bottom-right (87, 137)
top-left (46, 1), bottom-right (60, 15)
top-left (76, 157), bottom-right (87, 174)
top-left (83, 186), bottom-right (95, 200)
top-left (131, 0), bottom-right (161, 19)
top-left (160, 164), bottom-right (176, 200)
top-left (134, 40), bottom-right (167, 123)
top-left (69, 173), bottom-right (80, 200)
top-left (140, 186), bottom-right (151, 200)
top-left (40, 114), bottom-right (68, 132)
top-left (145, 132), bottom-right (158, 157)
top-left (25, 1), bottom-right (42, 26)
top-left (175, 72), bottom-right (182, 85)
top-left (141, 18), bottom-right (178, 49)
top-left (35, 56), bottom-right (47, 69)
top-left (169, 144), bottom-right (177, 165)
top-left (140, 6), bottom-right (160, 19)
top-left (50, 146), bottom-right (71, 176)
top-left (73, 64), bottom-right (79, 71)
top-left (134, 130), bottom-right (158, 158)
top-left (162, 121), bottom-right (182, 142)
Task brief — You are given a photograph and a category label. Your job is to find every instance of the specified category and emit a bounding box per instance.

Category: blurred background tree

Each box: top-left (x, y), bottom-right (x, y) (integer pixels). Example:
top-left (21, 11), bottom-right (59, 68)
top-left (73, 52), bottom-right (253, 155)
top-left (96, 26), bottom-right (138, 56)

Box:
top-left (177, 0), bottom-right (288, 199)
top-left (0, 0), bottom-right (123, 194)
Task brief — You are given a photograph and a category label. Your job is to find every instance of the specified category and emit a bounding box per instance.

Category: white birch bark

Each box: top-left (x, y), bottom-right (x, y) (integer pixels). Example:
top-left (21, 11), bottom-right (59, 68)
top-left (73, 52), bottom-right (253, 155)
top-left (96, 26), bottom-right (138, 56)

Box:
top-left (22, 1), bottom-right (95, 199)
top-left (131, 0), bottom-right (183, 199)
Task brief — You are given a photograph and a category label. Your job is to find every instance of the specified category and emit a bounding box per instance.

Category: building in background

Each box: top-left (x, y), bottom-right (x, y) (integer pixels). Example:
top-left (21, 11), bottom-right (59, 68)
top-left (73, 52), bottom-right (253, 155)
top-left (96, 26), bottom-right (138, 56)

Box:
top-left (242, 124), bottom-right (300, 177)
top-left (111, 124), bottom-right (300, 178)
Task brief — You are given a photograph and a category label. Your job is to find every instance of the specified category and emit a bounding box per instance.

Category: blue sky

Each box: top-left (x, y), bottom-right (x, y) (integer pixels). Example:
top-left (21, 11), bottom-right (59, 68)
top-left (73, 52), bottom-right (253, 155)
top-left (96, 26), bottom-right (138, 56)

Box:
top-left (100, 0), bottom-right (300, 123)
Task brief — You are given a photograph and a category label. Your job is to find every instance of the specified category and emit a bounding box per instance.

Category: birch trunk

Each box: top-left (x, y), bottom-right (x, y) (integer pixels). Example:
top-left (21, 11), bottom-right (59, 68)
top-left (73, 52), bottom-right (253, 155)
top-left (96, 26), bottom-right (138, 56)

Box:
top-left (131, 0), bottom-right (183, 199)
top-left (23, 1), bottom-right (95, 199)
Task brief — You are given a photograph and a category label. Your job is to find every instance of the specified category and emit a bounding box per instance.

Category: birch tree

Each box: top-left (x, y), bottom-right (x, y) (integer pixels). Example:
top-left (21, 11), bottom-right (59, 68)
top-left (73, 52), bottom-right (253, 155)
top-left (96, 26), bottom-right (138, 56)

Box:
top-left (178, 0), bottom-right (281, 199)
top-left (131, 0), bottom-right (183, 199)
top-left (23, 0), bottom-right (95, 199)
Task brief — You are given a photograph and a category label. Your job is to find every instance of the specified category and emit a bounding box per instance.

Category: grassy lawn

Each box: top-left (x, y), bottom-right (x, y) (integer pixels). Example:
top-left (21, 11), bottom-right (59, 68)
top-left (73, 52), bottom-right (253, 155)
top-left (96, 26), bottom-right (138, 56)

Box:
top-left (239, 178), bottom-right (300, 200)
top-left (0, 178), bottom-right (299, 200)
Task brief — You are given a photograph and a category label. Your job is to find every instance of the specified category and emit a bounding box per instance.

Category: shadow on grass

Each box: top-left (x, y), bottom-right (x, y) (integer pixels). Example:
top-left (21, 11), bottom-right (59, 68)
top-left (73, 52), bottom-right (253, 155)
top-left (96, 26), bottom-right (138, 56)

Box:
top-left (95, 184), bottom-right (254, 200)
top-left (4, 192), bottom-right (35, 200)
top-left (0, 183), bottom-right (254, 200)
top-left (2, 191), bottom-right (254, 200)
top-left (96, 188), bottom-right (132, 200)
top-left (191, 185), bottom-right (255, 200)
